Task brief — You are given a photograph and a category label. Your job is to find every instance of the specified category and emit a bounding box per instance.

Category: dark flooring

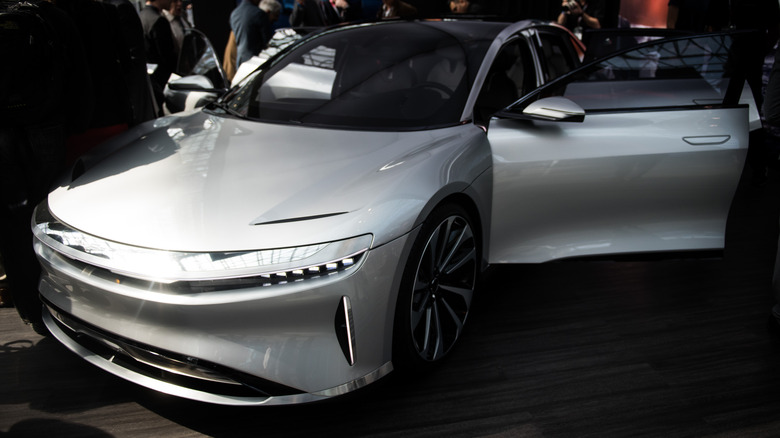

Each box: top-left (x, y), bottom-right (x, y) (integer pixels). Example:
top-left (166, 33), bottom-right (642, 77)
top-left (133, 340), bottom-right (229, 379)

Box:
top-left (2, 168), bottom-right (780, 438)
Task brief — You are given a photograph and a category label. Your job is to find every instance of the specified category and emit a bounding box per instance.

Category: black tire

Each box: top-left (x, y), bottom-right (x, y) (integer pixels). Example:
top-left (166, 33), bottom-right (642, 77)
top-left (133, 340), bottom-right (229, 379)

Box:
top-left (393, 203), bottom-right (479, 371)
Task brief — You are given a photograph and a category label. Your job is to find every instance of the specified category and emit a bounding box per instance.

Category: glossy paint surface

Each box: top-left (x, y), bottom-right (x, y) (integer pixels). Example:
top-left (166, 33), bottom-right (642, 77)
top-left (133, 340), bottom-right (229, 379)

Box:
top-left (48, 113), bottom-right (490, 253)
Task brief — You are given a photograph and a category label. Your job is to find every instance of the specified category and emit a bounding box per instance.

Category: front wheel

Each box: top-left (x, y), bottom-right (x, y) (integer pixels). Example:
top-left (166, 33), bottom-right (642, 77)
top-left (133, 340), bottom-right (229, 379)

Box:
top-left (393, 203), bottom-right (479, 369)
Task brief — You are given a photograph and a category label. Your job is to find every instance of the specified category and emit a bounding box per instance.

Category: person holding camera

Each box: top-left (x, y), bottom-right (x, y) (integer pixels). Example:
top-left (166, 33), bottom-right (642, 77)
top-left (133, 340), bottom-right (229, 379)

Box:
top-left (557, 0), bottom-right (604, 39)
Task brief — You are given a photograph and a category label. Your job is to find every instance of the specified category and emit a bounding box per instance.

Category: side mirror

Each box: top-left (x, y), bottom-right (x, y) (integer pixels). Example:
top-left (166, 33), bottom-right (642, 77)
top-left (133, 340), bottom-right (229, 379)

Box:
top-left (167, 75), bottom-right (227, 94)
top-left (164, 75), bottom-right (227, 113)
top-left (499, 97), bottom-right (586, 123)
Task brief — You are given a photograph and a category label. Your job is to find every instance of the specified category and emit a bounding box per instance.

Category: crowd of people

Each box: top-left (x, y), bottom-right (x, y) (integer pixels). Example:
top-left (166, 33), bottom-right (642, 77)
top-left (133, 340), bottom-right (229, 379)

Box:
top-left (1, 0), bottom-right (160, 333)
top-left (2, 0), bottom-right (780, 335)
top-left (0, 0), bottom-right (199, 331)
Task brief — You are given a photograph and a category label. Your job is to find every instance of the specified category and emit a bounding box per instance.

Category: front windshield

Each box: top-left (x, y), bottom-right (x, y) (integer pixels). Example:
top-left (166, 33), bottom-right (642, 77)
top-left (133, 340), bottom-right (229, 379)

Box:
top-left (219, 22), bottom-right (483, 130)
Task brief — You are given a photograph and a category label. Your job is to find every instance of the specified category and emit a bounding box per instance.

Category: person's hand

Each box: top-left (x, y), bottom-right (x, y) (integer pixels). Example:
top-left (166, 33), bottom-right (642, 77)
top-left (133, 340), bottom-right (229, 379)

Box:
top-left (561, 0), bottom-right (583, 16)
top-left (450, 0), bottom-right (469, 13)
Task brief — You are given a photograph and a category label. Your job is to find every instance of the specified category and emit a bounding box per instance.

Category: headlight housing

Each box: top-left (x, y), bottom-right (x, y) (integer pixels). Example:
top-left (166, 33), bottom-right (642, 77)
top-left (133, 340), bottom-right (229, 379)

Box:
top-left (33, 200), bottom-right (372, 286)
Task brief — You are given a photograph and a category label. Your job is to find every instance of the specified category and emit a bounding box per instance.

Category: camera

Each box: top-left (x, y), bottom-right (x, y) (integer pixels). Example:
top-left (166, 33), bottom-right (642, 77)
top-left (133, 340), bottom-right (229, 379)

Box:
top-left (562, 0), bottom-right (578, 12)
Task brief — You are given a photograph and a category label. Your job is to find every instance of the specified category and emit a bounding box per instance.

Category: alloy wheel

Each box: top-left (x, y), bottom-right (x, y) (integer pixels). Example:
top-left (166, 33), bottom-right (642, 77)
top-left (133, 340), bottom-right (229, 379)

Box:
top-left (409, 213), bottom-right (477, 362)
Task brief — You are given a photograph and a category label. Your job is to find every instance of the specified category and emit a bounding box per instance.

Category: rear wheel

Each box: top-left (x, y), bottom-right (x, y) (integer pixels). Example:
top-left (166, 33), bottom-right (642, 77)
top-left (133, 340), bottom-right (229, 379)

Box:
top-left (394, 203), bottom-right (478, 369)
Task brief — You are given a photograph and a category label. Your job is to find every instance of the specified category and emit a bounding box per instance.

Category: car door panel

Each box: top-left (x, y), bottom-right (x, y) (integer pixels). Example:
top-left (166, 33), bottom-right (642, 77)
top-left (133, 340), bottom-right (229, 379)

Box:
top-left (488, 106), bottom-right (748, 264)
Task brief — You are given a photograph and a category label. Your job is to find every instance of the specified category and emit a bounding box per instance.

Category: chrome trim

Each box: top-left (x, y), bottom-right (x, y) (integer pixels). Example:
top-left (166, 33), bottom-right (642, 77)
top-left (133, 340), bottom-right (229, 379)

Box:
top-left (47, 305), bottom-right (240, 386)
top-left (44, 309), bottom-right (275, 405)
top-left (311, 362), bottom-right (393, 398)
top-left (342, 296), bottom-right (356, 365)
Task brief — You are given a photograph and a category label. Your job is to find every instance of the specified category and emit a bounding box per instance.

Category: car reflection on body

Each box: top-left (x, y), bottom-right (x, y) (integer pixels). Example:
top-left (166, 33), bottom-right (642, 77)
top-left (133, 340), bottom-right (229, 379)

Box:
top-left (33, 19), bottom-right (751, 405)
top-left (163, 27), bottom-right (321, 114)
top-left (230, 26), bottom-right (320, 87)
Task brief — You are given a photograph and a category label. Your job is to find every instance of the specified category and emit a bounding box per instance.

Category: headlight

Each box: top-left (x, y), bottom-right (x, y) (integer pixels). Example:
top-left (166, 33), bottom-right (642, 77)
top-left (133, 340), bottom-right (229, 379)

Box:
top-left (33, 200), bottom-right (372, 284)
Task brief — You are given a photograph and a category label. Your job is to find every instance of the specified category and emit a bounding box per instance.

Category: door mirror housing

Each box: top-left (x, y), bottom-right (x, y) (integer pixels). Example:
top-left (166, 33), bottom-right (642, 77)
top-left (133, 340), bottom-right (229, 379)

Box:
top-left (502, 97), bottom-right (585, 122)
top-left (167, 75), bottom-right (227, 94)
top-left (164, 75), bottom-right (226, 113)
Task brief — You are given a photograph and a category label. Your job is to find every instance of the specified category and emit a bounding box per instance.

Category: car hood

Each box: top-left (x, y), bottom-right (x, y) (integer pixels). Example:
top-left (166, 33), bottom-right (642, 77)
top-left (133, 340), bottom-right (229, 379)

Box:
top-left (48, 111), bottom-right (483, 252)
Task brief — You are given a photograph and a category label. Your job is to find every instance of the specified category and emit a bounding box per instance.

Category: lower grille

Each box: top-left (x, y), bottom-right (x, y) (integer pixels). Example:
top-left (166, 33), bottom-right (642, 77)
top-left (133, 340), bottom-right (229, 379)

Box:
top-left (43, 301), bottom-right (303, 398)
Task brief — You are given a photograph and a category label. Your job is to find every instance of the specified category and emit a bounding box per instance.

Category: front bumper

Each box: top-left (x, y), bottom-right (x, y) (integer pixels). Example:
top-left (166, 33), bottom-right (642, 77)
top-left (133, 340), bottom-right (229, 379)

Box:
top-left (34, 226), bottom-right (411, 405)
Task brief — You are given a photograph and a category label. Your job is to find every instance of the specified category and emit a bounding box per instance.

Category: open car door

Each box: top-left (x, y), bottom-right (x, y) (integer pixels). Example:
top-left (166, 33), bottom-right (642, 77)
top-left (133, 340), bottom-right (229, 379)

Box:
top-left (487, 32), bottom-right (751, 263)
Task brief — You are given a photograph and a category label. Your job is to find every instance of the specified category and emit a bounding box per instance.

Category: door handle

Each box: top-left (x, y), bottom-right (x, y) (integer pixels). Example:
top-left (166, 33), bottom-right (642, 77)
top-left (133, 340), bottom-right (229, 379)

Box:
top-left (682, 135), bottom-right (730, 146)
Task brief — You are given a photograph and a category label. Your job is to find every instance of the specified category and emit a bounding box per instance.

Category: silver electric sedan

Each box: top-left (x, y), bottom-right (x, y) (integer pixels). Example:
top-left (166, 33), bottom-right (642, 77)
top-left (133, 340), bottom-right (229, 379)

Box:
top-left (33, 20), bottom-right (750, 405)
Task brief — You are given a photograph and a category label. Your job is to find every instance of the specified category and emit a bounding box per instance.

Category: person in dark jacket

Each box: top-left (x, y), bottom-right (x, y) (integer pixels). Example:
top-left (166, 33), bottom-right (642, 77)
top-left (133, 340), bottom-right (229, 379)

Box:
top-left (709, 0), bottom-right (779, 184)
top-left (140, 0), bottom-right (176, 116)
top-left (557, 0), bottom-right (604, 36)
top-left (104, 0), bottom-right (157, 126)
top-left (0, 0), bottom-right (92, 334)
top-left (230, 0), bottom-right (279, 68)
top-left (290, 0), bottom-right (326, 26)
top-left (769, 44), bottom-right (780, 338)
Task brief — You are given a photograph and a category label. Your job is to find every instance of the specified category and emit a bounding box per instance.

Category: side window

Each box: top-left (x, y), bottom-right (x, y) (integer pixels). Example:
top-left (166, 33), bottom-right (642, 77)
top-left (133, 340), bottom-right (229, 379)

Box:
top-left (520, 33), bottom-right (738, 113)
top-left (539, 32), bottom-right (577, 82)
top-left (564, 34), bottom-right (733, 111)
top-left (476, 38), bottom-right (536, 122)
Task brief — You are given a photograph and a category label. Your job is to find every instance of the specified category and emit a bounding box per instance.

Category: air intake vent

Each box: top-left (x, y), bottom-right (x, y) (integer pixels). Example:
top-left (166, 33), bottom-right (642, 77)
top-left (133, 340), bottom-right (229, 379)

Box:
top-left (334, 296), bottom-right (356, 366)
top-left (44, 301), bottom-right (303, 397)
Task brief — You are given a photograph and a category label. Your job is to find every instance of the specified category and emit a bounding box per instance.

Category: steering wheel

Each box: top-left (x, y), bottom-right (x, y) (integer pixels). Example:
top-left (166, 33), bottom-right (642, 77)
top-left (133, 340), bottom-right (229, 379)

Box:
top-left (412, 82), bottom-right (454, 99)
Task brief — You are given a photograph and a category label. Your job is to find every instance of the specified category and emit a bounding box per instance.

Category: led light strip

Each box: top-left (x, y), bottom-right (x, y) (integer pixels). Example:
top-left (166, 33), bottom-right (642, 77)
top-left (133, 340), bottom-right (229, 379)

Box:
top-left (33, 201), bottom-right (373, 283)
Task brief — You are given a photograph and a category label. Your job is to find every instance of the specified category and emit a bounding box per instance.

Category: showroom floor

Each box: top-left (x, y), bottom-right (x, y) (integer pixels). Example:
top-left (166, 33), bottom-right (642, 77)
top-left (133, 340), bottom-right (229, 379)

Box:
top-left (2, 166), bottom-right (780, 437)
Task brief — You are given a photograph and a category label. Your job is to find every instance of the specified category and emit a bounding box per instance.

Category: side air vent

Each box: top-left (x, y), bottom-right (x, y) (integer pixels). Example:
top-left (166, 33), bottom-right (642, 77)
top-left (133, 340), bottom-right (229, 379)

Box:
top-left (334, 296), bottom-right (356, 366)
